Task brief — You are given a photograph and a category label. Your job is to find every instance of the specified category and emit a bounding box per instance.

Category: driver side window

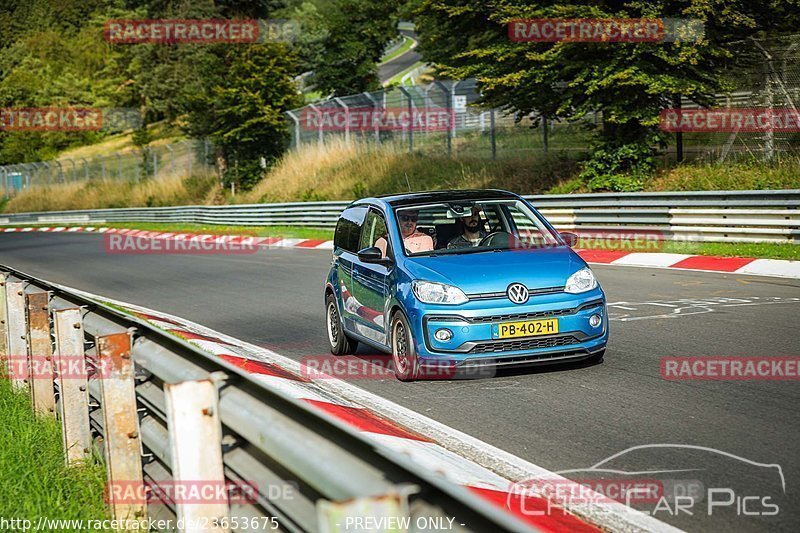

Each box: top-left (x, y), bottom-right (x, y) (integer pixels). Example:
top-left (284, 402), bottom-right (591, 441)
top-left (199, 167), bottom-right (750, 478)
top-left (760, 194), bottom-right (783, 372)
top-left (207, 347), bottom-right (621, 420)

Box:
top-left (359, 210), bottom-right (390, 258)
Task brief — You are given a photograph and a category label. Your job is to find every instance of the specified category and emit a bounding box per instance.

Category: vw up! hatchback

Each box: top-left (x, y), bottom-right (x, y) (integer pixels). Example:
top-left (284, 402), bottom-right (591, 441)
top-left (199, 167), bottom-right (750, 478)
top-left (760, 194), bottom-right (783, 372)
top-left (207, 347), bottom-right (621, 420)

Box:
top-left (324, 190), bottom-right (608, 381)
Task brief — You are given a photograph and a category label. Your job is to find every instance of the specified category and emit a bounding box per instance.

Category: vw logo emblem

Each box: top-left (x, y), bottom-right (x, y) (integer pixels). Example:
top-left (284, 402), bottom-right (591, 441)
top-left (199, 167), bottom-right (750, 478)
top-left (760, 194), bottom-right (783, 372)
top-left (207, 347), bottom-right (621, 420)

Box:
top-left (507, 283), bottom-right (529, 304)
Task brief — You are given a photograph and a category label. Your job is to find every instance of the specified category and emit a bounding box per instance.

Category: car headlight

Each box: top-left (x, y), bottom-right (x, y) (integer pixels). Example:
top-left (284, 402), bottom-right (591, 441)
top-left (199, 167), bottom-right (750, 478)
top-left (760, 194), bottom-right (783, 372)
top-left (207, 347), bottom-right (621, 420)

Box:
top-left (412, 280), bottom-right (468, 305)
top-left (564, 267), bottom-right (597, 294)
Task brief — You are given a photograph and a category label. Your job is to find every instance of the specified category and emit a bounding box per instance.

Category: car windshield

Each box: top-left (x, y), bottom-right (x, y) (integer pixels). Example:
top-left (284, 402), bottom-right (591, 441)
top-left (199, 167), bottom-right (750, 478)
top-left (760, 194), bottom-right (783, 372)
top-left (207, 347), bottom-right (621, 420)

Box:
top-left (394, 199), bottom-right (561, 256)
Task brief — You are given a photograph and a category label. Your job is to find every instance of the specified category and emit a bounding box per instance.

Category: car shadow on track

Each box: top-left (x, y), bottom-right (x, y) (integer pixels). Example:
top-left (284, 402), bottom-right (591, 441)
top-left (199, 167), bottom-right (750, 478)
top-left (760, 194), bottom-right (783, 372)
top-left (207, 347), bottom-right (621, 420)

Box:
top-left (346, 348), bottom-right (605, 382)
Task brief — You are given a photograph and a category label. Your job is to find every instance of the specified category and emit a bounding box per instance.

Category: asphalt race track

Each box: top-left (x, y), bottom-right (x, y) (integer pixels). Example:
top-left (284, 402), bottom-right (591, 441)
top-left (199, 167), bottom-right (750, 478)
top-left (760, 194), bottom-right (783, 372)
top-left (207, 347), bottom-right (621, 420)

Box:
top-left (378, 30), bottom-right (421, 84)
top-left (2, 232), bottom-right (798, 532)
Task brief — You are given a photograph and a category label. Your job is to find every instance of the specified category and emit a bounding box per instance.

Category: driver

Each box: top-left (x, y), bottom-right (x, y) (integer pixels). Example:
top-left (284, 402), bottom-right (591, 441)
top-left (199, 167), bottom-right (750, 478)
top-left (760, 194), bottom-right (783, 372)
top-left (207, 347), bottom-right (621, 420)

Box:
top-left (396, 209), bottom-right (433, 254)
top-left (447, 206), bottom-right (486, 249)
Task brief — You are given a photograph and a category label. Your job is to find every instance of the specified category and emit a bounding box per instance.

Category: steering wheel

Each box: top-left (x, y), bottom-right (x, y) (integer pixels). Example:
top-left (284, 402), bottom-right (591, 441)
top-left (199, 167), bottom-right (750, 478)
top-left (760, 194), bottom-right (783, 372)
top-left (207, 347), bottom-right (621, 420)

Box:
top-left (478, 231), bottom-right (513, 247)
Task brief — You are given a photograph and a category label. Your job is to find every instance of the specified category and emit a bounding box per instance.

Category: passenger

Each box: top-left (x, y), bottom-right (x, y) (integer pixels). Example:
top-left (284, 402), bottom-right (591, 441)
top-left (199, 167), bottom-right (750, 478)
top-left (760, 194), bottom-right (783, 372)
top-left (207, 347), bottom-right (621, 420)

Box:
top-left (447, 207), bottom-right (486, 249)
top-left (397, 209), bottom-right (433, 254)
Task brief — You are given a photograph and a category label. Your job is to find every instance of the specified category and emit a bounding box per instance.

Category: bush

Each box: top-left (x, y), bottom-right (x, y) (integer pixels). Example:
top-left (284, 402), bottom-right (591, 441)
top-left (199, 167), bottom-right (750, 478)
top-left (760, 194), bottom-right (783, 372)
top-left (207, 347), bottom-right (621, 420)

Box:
top-left (579, 142), bottom-right (655, 192)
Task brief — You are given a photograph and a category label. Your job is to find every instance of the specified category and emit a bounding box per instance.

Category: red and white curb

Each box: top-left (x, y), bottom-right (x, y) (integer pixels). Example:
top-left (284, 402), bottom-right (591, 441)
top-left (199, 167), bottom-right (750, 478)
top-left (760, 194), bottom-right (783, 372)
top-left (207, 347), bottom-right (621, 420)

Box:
top-left (574, 249), bottom-right (799, 279)
top-left (4, 225), bottom-right (798, 279)
top-left (47, 284), bottom-right (682, 533)
top-left (1, 226), bottom-right (335, 250)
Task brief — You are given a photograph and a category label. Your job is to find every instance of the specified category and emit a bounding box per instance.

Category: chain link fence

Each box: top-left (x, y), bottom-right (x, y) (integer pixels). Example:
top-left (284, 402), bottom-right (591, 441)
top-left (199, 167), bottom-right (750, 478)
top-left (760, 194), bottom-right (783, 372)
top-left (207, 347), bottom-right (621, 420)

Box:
top-left (285, 79), bottom-right (599, 160)
top-left (673, 35), bottom-right (800, 162)
top-left (1, 139), bottom-right (215, 197)
top-left (287, 35), bottom-right (800, 163)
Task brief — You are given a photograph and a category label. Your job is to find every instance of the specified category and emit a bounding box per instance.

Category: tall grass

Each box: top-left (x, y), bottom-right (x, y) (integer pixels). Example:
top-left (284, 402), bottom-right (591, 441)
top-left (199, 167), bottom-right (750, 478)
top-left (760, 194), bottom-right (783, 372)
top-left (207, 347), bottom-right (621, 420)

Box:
top-left (4, 174), bottom-right (220, 213)
top-left (648, 156), bottom-right (800, 191)
top-left (3, 140), bottom-right (798, 214)
top-left (0, 377), bottom-right (109, 522)
top-left (240, 138), bottom-right (582, 203)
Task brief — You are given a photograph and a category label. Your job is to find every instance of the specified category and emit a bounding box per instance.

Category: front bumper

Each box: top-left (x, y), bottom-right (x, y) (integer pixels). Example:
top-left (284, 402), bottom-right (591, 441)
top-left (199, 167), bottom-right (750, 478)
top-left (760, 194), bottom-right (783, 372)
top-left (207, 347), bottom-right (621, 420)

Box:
top-left (407, 289), bottom-right (608, 368)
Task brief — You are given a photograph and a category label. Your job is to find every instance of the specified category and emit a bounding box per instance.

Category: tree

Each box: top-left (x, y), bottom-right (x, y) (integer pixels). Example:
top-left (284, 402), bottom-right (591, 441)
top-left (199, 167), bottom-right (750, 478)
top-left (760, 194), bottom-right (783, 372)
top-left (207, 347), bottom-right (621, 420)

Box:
top-left (183, 42), bottom-right (302, 190)
top-left (312, 0), bottom-right (401, 95)
top-left (414, 0), bottom-right (800, 190)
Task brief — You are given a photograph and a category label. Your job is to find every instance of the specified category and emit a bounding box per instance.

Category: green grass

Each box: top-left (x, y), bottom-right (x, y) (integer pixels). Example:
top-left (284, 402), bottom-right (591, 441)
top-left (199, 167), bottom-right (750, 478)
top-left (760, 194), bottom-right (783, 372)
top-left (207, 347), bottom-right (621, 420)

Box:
top-left (659, 241), bottom-right (799, 261)
top-left (648, 157), bottom-right (800, 191)
top-left (303, 90), bottom-right (326, 103)
top-left (0, 377), bottom-right (109, 526)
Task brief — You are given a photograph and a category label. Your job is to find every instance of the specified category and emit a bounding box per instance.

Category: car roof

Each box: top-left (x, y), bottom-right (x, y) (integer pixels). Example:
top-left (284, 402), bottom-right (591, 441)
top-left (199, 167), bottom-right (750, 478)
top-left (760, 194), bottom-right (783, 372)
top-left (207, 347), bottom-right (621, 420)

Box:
top-left (370, 189), bottom-right (520, 207)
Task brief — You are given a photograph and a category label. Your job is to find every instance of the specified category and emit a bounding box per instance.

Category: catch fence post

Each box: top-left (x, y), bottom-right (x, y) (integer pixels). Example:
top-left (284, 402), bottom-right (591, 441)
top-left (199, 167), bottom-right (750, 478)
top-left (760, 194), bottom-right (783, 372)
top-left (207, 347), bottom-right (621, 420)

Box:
top-left (398, 86), bottom-right (413, 153)
top-left (490, 109), bottom-right (497, 160)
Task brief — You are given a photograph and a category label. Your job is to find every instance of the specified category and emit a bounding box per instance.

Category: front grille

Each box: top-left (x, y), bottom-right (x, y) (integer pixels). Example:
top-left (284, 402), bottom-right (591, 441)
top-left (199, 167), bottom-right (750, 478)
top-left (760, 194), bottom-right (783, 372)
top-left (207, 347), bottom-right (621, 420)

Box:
top-left (469, 335), bottom-right (579, 354)
top-left (468, 308), bottom-right (575, 323)
top-left (467, 286), bottom-right (563, 300)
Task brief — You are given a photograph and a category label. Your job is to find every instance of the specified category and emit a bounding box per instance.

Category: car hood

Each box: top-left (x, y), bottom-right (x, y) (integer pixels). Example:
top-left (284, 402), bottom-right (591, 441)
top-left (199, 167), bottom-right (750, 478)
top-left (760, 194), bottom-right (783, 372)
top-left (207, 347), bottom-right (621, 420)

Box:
top-left (403, 246), bottom-right (584, 294)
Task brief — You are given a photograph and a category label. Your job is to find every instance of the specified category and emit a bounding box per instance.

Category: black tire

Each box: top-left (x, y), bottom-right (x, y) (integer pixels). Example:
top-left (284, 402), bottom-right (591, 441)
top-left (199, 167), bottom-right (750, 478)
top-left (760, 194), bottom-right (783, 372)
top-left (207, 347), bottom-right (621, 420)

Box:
top-left (326, 294), bottom-right (357, 355)
top-left (390, 311), bottom-right (419, 381)
top-left (586, 349), bottom-right (605, 364)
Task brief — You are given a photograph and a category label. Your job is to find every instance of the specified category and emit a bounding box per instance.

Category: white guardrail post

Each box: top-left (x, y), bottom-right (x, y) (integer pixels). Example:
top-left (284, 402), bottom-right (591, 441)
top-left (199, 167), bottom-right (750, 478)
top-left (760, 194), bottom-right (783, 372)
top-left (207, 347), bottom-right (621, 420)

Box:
top-left (6, 281), bottom-right (29, 390)
top-left (0, 274), bottom-right (7, 376)
top-left (54, 307), bottom-right (93, 466)
top-left (165, 379), bottom-right (230, 533)
top-left (97, 331), bottom-right (147, 524)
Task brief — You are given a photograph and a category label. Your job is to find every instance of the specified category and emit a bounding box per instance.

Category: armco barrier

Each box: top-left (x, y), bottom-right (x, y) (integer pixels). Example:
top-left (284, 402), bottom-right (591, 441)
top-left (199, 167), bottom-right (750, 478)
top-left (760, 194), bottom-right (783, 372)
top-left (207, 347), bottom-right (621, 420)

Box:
top-left (0, 190), bottom-right (798, 243)
top-left (0, 265), bottom-right (533, 532)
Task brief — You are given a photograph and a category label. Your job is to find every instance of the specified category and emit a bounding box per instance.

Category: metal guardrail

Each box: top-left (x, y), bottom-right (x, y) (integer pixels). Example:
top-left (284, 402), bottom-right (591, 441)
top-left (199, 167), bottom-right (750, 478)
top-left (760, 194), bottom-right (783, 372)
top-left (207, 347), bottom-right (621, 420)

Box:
top-left (0, 265), bottom-right (530, 533)
top-left (0, 190), bottom-right (798, 243)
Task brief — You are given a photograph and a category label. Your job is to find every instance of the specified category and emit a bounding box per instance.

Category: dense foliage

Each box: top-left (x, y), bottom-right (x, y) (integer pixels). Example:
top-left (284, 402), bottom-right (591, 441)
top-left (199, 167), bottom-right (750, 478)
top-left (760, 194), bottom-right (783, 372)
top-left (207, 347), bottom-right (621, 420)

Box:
top-left (0, 0), bottom-right (402, 188)
top-left (413, 0), bottom-right (800, 188)
top-left (3, 0), bottom-right (797, 192)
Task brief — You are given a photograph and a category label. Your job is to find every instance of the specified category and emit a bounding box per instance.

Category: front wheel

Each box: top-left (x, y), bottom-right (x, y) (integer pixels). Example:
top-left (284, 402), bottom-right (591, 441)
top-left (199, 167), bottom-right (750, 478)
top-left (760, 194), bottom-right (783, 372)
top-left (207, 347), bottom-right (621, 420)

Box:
top-left (391, 312), bottom-right (419, 381)
top-left (326, 294), bottom-right (357, 355)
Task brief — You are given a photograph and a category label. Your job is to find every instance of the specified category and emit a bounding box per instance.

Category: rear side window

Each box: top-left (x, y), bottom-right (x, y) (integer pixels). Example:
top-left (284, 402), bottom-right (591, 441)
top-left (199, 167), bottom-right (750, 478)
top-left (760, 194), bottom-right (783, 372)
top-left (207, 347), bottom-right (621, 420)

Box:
top-left (334, 206), bottom-right (368, 252)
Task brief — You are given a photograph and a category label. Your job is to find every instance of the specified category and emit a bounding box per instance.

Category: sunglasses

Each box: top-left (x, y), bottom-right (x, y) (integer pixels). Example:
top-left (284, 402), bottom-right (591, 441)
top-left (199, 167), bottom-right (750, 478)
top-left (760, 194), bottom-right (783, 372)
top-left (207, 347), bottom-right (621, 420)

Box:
top-left (399, 214), bottom-right (418, 222)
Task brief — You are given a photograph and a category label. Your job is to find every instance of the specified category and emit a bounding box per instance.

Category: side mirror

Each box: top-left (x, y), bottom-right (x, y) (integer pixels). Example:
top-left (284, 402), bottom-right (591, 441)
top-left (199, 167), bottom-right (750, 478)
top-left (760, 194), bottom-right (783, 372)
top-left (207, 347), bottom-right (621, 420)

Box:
top-left (357, 246), bottom-right (391, 265)
top-left (560, 232), bottom-right (578, 247)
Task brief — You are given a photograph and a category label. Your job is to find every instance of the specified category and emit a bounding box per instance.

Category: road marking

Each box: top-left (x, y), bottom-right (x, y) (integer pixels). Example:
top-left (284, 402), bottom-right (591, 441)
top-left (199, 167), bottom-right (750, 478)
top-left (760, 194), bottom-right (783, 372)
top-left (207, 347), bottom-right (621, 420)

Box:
top-left (609, 296), bottom-right (800, 321)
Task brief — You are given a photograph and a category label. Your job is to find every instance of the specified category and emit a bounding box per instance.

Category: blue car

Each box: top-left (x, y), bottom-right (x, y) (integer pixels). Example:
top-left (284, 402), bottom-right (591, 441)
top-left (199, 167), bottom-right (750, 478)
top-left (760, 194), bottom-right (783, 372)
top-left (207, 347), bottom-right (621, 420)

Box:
top-left (324, 190), bottom-right (608, 381)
